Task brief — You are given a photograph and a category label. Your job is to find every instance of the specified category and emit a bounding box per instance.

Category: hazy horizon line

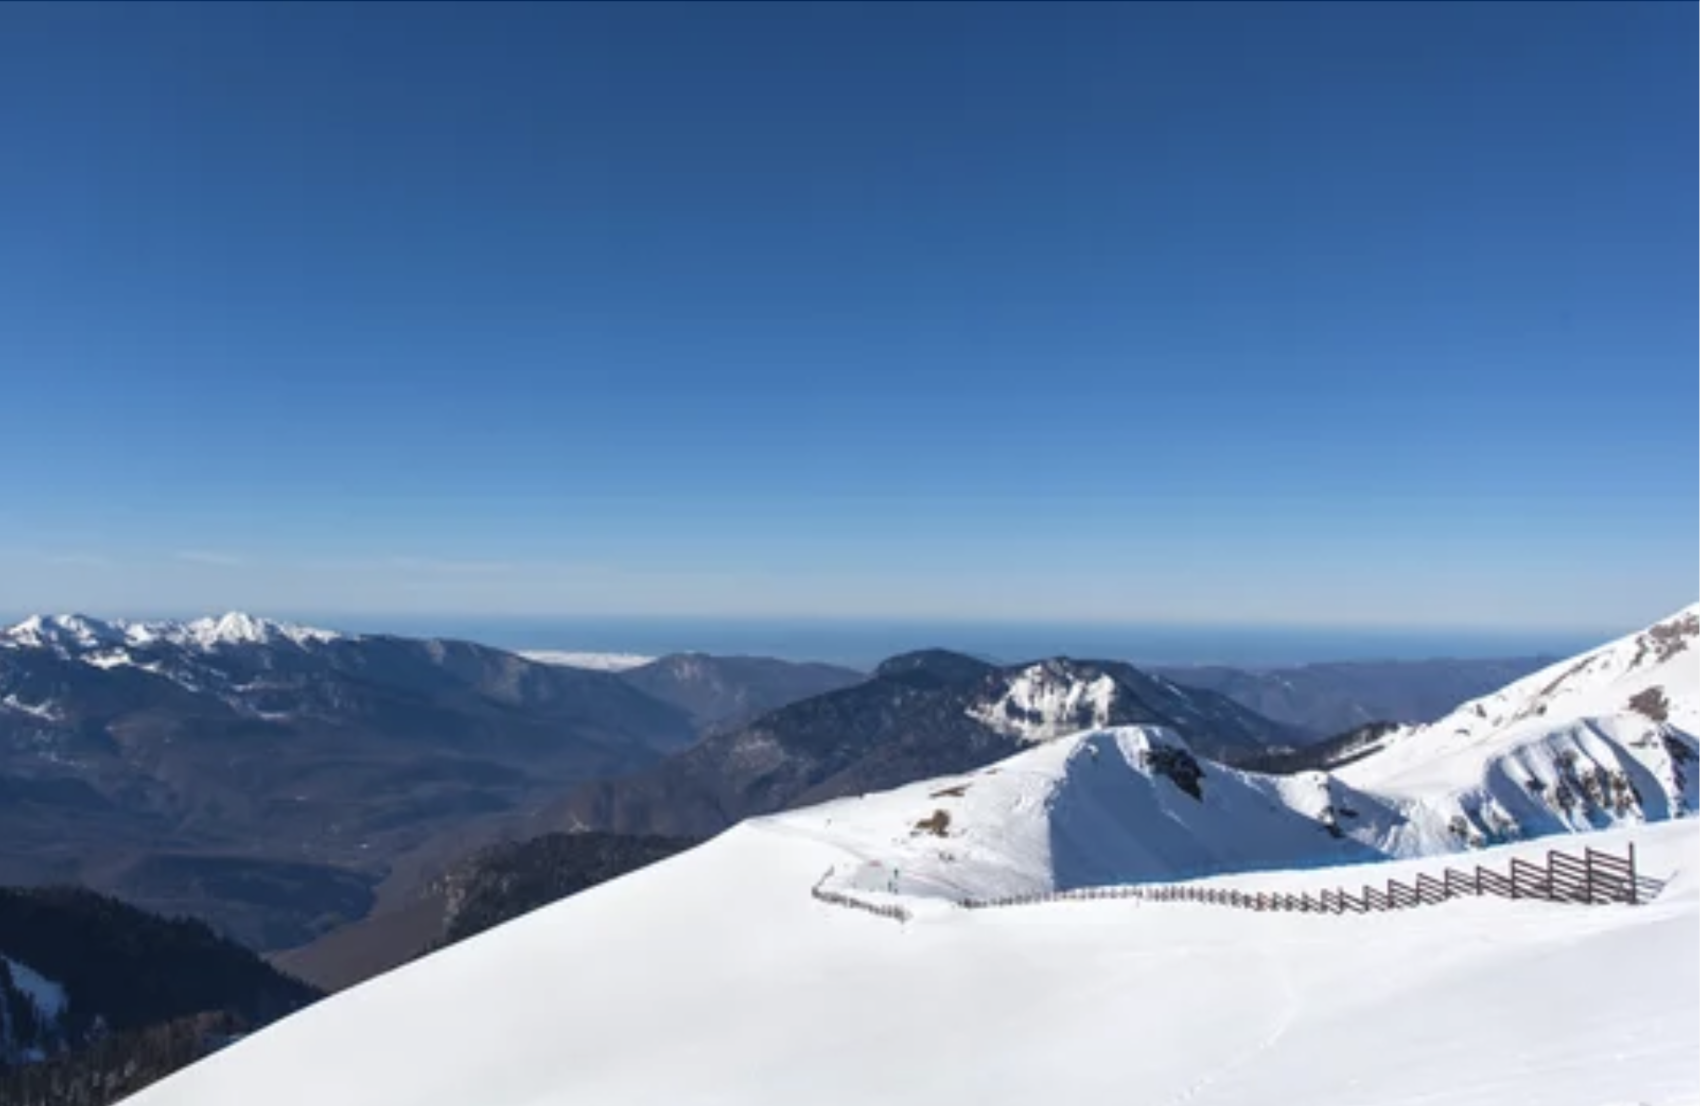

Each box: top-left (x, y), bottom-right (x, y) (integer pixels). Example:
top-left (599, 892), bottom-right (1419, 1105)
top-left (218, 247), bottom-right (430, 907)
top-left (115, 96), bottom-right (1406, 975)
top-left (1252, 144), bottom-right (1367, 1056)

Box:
top-left (0, 606), bottom-right (1644, 640)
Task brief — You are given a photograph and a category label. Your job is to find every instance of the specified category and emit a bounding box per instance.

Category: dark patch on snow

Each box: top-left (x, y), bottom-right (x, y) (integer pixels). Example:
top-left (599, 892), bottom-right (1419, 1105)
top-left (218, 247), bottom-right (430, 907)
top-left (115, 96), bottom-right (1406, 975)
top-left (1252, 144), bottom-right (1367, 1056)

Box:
top-left (1628, 686), bottom-right (1670, 723)
top-left (912, 809), bottom-right (951, 837)
top-left (1139, 743), bottom-right (1205, 802)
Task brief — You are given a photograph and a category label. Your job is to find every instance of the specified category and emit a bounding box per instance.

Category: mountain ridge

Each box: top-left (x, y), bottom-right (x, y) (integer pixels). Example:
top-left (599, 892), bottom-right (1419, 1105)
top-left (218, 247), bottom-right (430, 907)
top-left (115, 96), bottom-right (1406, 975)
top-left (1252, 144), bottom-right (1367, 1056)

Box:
top-left (545, 649), bottom-right (1308, 839)
top-left (0, 617), bottom-right (699, 949)
top-left (1151, 655), bottom-right (1562, 736)
top-left (76, 604), bottom-right (1700, 1106)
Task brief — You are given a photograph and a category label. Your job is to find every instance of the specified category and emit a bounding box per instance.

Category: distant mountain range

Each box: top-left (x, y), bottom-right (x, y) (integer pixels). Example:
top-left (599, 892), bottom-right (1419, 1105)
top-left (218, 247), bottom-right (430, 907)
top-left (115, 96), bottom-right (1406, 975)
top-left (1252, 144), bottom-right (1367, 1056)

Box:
top-left (5, 605), bottom-right (1693, 1105)
top-left (781, 610), bottom-right (1695, 906)
top-left (0, 615), bottom-right (840, 950)
top-left (113, 604), bottom-right (1700, 1106)
top-left (1148, 656), bottom-right (1558, 736)
top-left (614, 652), bottom-right (865, 734)
top-left (0, 610), bottom-right (1572, 955)
top-left (528, 646), bottom-right (1559, 740)
top-left (542, 650), bottom-right (1308, 839)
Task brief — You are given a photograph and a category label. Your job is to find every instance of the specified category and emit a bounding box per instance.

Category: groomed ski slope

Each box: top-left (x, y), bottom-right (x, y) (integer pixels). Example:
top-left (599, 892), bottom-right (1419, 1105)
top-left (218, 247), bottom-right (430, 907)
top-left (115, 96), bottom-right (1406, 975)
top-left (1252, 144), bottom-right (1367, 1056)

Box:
top-left (128, 812), bottom-right (1698, 1106)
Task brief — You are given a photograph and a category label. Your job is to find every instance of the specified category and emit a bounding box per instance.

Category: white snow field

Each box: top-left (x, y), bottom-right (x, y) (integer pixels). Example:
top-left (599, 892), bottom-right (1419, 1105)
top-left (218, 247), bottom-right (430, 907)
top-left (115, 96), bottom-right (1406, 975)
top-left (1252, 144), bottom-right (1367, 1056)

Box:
top-left (126, 788), bottom-right (1698, 1106)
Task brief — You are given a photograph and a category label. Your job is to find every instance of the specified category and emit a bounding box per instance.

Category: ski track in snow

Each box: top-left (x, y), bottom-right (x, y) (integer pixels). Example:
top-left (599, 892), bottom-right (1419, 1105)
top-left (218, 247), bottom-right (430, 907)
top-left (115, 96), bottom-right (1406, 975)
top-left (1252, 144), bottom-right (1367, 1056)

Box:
top-left (1158, 947), bottom-right (1299, 1106)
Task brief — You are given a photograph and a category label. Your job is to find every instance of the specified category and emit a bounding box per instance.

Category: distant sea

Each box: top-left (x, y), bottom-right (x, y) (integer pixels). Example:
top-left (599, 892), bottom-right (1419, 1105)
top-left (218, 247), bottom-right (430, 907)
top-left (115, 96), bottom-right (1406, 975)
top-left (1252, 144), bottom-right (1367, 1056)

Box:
top-left (306, 615), bottom-right (1607, 671)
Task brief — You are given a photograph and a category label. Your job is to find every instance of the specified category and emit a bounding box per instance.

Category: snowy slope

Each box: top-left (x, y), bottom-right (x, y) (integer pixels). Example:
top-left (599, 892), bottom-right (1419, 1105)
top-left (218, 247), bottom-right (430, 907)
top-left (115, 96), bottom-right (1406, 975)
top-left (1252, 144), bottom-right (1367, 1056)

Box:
top-left (122, 808), bottom-right (1699, 1106)
top-left (784, 602), bottom-right (1700, 900)
top-left (793, 726), bottom-right (1402, 904)
top-left (1337, 603), bottom-right (1699, 852)
top-left (116, 608), bottom-right (1700, 1106)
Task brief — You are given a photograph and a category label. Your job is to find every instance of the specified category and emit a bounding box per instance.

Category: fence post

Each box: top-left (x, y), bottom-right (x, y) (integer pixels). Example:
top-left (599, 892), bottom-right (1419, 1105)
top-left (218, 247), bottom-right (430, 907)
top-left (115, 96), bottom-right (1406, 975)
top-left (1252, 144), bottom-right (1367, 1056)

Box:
top-left (1628, 843), bottom-right (1637, 906)
top-left (1583, 849), bottom-right (1595, 904)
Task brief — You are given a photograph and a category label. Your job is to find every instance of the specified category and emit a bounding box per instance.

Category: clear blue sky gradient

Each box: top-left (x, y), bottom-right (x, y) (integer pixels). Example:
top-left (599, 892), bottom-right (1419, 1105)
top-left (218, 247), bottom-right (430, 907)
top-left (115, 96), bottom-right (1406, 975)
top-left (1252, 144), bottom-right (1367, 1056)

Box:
top-left (2, 1), bottom-right (1693, 632)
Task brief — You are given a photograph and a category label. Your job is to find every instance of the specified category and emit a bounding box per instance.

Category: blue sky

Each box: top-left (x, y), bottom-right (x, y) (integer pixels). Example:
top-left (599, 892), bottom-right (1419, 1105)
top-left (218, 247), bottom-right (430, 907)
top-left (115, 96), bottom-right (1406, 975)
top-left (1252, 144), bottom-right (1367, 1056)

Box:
top-left (1, 1), bottom-right (1693, 634)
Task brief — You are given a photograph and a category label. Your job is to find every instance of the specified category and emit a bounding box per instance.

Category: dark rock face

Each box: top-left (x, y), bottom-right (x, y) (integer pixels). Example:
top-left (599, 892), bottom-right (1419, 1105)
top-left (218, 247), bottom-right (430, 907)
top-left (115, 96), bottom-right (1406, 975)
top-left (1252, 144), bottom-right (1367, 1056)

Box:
top-left (1140, 742), bottom-right (1205, 801)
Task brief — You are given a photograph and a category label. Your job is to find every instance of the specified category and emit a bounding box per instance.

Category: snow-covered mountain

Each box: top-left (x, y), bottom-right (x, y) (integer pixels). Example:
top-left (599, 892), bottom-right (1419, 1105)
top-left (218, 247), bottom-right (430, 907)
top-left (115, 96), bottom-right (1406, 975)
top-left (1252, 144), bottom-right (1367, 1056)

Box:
top-left (548, 608), bottom-right (1698, 848)
top-left (119, 757), bottom-right (1700, 1106)
top-left (777, 598), bottom-right (1696, 901)
top-left (969, 657), bottom-right (1299, 747)
top-left (1333, 602), bottom-right (1698, 851)
top-left (799, 726), bottom-right (1401, 905)
top-left (545, 649), bottom-right (1303, 839)
top-left (284, 593), bottom-right (1700, 992)
top-left (2, 612), bottom-right (342, 657)
top-left (109, 605), bottom-right (1700, 1106)
top-left (0, 612), bottom-right (351, 710)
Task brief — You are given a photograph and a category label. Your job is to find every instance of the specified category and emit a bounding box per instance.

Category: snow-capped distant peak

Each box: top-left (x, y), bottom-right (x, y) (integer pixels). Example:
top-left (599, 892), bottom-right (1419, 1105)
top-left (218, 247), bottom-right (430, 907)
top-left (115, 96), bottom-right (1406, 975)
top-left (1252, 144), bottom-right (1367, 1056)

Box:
top-left (1, 611), bottom-right (342, 655)
top-left (1, 613), bottom-right (126, 651)
top-left (159, 612), bottom-right (343, 649)
top-left (968, 661), bottom-right (1120, 742)
top-left (2, 615), bottom-right (120, 648)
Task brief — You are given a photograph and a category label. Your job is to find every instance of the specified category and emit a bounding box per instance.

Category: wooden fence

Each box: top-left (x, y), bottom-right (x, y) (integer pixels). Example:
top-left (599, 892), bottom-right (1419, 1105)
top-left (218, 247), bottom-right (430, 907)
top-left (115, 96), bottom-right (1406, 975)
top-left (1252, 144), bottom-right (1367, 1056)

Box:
top-left (955, 843), bottom-right (1640, 916)
top-left (810, 867), bottom-right (911, 923)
